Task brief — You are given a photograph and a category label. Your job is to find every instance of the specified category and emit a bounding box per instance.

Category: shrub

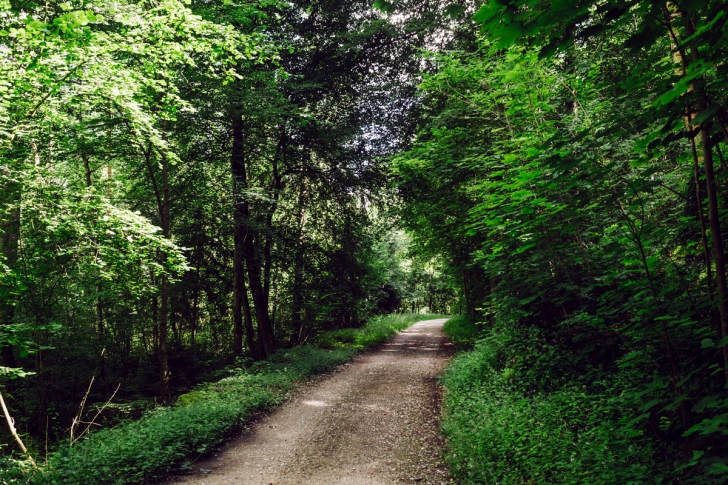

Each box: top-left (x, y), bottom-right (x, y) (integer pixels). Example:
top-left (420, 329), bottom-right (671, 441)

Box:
top-left (442, 315), bottom-right (481, 350)
top-left (0, 456), bottom-right (35, 485)
top-left (441, 325), bottom-right (663, 485)
top-left (317, 313), bottom-right (444, 349)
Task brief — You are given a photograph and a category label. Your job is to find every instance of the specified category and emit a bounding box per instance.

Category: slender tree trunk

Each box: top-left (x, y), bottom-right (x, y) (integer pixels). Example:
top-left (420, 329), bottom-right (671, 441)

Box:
top-left (230, 114), bottom-right (275, 358)
top-left (681, 15), bottom-right (728, 383)
top-left (701, 130), bottom-right (728, 380)
top-left (290, 182), bottom-right (307, 344)
top-left (263, 130), bottom-right (285, 323)
top-left (231, 113), bottom-right (257, 358)
top-left (232, 209), bottom-right (250, 357)
top-left (81, 151), bottom-right (106, 350)
top-left (242, 260), bottom-right (256, 356)
top-left (246, 239), bottom-right (276, 357)
top-left (230, 113), bottom-right (249, 356)
top-left (140, 136), bottom-right (171, 402)
top-left (158, 151), bottom-right (171, 404)
top-left (190, 224), bottom-right (203, 378)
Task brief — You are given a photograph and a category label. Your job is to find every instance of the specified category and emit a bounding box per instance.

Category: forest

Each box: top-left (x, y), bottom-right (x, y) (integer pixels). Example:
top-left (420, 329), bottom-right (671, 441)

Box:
top-left (2, 0), bottom-right (728, 483)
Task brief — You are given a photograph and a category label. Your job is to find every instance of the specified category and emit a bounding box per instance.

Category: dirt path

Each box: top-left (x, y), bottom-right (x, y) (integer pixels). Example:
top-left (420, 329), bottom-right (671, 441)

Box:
top-left (165, 318), bottom-right (453, 485)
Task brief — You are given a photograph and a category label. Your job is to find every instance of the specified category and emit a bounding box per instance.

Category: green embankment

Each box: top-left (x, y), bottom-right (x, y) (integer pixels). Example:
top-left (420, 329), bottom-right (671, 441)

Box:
top-left (2, 313), bottom-right (441, 485)
top-left (441, 316), bottom-right (657, 485)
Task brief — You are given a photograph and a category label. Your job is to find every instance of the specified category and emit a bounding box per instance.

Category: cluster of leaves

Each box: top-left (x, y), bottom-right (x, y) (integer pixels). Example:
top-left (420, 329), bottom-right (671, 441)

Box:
top-left (0, 0), bottom-right (452, 458)
top-left (395, 0), bottom-right (728, 482)
top-left (443, 318), bottom-right (661, 485)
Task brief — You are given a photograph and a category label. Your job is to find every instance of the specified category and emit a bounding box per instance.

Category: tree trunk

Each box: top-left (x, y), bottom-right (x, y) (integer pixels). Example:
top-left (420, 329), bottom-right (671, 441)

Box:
top-left (81, 150), bottom-right (105, 353)
top-left (242, 260), bottom-right (256, 357)
top-left (290, 182), bottom-right (307, 344)
top-left (246, 239), bottom-right (276, 358)
top-left (231, 113), bottom-right (258, 359)
top-left (158, 151), bottom-right (171, 404)
top-left (263, 130), bottom-right (285, 327)
top-left (231, 114), bottom-right (275, 358)
top-left (232, 208), bottom-right (253, 357)
top-left (701, 129), bottom-right (728, 381)
top-left (682, 15), bottom-right (728, 383)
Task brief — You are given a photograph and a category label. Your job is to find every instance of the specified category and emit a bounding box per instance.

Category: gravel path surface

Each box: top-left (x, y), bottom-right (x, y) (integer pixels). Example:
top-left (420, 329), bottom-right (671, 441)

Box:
top-left (164, 318), bottom-right (453, 485)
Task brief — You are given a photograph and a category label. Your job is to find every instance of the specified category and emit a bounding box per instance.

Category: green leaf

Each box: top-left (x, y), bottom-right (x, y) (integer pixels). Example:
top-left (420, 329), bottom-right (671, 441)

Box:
top-left (691, 105), bottom-right (720, 126)
top-left (373, 0), bottom-right (395, 14)
top-left (639, 398), bottom-right (662, 412)
top-left (444, 4), bottom-right (463, 18)
top-left (693, 395), bottom-right (721, 413)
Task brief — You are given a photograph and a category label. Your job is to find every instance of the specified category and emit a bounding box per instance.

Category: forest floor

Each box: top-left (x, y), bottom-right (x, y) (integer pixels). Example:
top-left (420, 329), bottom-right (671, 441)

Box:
top-left (163, 318), bottom-right (454, 485)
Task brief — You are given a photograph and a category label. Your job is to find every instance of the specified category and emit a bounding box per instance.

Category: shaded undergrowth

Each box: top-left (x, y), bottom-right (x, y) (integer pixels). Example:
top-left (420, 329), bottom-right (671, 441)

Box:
top-left (441, 316), bottom-right (660, 485)
top-left (2, 313), bottom-right (442, 485)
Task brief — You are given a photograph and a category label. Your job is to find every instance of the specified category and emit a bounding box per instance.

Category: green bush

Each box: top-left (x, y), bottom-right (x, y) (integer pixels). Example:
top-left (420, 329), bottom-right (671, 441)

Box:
top-left (442, 314), bottom-right (481, 350)
top-left (26, 313), bottom-right (439, 485)
top-left (0, 456), bottom-right (35, 485)
top-left (441, 326), bottom-right (663, 485)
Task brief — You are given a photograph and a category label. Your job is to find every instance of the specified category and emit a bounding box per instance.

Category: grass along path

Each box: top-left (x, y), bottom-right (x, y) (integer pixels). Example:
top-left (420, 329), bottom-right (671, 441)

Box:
top-left (4, 314), bottom-right (442, 485)
top-left (165, 318), bottom-right (454, 485)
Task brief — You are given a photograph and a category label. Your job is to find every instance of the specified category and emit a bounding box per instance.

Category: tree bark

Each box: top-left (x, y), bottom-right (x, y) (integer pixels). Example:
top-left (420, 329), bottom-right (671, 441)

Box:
top-left (158, 150), bottom-right (171, 404)
top-left (242, 260), bottom-right (256, 357)
top-left (290, 182), bottom-right (307, 344)
top-left (682, 15), bottom-right (728, 383)
top-left (263, 129), bottom-right (285, 322)
top-left (231, 114), bottom-right (275, 359)
top-left (700, 129), bottom-right (728, 381)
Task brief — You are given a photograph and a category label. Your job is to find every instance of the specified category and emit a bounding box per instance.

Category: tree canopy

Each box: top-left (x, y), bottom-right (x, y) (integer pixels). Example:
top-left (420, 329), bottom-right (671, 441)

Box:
top-left (3, 0), bottom-right (728, 483)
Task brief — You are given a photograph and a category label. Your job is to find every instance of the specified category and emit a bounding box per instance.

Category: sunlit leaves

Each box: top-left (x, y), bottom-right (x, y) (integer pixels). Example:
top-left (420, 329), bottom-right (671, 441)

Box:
top-left (372, 0), bottom-right (395, 14)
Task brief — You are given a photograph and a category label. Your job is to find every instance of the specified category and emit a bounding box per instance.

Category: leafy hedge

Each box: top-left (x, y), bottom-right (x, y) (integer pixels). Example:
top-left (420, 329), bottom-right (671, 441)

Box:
top-left (1, 313), bottom-right (441, 485)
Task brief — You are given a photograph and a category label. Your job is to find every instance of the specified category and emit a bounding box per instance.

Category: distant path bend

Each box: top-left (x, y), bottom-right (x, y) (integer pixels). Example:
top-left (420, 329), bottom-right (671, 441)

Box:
top-left (166, 318), bottom-right (453, 485)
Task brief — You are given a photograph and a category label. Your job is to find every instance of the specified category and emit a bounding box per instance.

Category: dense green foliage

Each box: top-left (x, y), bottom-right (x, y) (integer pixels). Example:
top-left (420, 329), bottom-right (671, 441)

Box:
top-left (442, 315), bottom-right (480, 351)
top-left (443, 315), bottom-right (658, 484)
top-left (7, 0), bottom-right (728, 483)
top-left (395, 0), bottom-right (728, 483)
top-left (0, 0), bottom-right (455, 463)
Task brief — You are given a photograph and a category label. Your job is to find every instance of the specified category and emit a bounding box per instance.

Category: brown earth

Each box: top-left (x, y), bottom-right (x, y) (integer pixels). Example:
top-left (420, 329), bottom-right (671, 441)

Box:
top-left (163, 318), bottom-right (454, 485)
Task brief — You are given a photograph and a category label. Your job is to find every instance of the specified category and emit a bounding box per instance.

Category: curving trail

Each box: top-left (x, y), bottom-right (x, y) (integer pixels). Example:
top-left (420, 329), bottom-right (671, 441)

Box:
top-left (165, 318), bottom-right (453, 485)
